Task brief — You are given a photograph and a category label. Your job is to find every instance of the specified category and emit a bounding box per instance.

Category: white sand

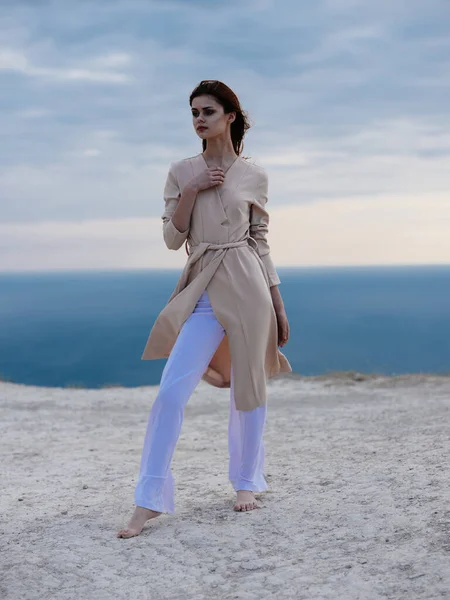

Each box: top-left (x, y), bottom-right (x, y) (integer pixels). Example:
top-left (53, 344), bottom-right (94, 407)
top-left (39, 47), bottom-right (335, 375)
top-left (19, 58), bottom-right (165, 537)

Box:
top-left (1, 373), bottom-right (449, 600)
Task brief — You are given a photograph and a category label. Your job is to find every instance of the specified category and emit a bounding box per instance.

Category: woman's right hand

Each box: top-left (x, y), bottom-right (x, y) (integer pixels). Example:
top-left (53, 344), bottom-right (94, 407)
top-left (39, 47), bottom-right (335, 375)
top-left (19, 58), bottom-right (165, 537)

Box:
top-left (189, 167), bottom-right (225, 193)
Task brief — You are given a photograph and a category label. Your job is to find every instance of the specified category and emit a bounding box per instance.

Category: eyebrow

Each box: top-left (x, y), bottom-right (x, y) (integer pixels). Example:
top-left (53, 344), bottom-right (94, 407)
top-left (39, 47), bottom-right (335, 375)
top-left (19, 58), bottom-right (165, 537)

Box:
top-left (191, 106), bottom-right (214, 110)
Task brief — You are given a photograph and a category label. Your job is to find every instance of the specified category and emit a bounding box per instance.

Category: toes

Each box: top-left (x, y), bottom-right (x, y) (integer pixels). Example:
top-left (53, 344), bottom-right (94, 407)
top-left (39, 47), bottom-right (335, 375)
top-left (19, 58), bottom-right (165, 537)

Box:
top-left (234, 492), bottom-right (260, 512)
top-left (234, 495), bottom-right (258, 511)
top-left (117, 527), bottom-right (138, 538)
top-left (234, 502), bottom-right (252, 511)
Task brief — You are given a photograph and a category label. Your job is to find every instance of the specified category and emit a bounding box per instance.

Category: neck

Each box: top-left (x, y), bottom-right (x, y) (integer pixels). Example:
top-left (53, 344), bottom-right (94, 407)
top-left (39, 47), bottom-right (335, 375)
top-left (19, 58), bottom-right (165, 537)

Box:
top-left (202, 136), bottom-right (236, 161)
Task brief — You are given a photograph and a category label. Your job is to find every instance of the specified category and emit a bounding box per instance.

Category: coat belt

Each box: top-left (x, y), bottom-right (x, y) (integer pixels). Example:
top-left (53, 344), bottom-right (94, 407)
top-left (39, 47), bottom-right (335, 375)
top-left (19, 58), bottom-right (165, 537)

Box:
top-left (177, 236), bottom-right (268, 291)
top-left (186, 237), bottom-right (258, 267)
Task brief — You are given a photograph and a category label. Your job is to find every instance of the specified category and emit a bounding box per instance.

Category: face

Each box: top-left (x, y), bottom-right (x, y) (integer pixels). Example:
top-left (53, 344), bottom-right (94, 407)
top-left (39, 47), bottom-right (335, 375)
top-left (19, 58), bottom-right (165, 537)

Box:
top-left (191, 94), bottom-right (235, 140)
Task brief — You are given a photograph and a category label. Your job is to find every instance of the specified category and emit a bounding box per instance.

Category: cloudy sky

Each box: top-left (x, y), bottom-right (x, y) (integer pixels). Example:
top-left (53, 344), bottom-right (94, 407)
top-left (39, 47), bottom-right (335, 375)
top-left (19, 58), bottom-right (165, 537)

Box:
top-left (1, 0), bottom-right (449, 272)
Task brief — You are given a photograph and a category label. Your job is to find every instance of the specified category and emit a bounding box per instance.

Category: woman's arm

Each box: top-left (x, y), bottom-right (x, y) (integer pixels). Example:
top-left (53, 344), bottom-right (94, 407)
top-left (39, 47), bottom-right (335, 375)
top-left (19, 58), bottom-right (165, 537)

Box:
top-left (250, 169), bottom-right (289, 347)
top-left (162, 162), bottom-right (197, 250)
top-left (249, 169), bottom-right (281, 287)
top-left (162, 162), bottom-right (225, 250)
top-left (270, 284), bottom-right (286, 315)
top-left (271, 284), bottom-right (290, 347)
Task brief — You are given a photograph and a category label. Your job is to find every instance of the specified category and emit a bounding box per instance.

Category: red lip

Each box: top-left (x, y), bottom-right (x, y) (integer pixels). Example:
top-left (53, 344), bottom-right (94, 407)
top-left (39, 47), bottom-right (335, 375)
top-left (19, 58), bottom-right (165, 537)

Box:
top-left (197, 126), bottom-right (207, 131)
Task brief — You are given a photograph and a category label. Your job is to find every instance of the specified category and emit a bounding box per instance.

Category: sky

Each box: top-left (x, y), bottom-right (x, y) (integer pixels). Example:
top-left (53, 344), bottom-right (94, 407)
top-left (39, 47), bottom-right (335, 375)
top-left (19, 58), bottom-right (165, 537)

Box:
top-left (1, 0), bottom-right (450, 272)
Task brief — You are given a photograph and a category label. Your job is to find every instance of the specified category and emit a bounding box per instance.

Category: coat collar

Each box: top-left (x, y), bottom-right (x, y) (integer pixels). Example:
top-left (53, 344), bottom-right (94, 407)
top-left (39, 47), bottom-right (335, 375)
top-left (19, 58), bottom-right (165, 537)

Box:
top-left (190, 153), bottom-right (250, 191)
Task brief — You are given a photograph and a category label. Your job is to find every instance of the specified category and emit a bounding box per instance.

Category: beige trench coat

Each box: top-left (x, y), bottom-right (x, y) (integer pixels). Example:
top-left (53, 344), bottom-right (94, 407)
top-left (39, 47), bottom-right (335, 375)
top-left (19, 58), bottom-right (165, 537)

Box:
top-left (141, 152), bottom-right (292, 411)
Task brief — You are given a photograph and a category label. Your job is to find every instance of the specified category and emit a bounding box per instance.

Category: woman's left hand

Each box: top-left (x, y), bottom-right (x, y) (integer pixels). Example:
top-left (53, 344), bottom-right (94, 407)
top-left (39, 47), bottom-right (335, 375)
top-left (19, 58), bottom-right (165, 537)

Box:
top-left (276, 310), bottom-right (290, 347)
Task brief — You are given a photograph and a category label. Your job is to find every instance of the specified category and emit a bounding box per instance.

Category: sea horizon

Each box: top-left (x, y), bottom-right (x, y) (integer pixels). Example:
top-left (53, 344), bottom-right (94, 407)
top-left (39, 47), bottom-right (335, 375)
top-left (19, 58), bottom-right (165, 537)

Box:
top-left (1, 263), bottom-right (449, 389)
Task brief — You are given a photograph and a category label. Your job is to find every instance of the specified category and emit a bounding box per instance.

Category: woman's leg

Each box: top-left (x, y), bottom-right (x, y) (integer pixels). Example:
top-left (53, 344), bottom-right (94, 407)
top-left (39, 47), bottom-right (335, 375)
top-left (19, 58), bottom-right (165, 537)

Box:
top-left (228, 364), bottom-right (268, 504)
top-left (117, 290), bottom-right (225, 537)
top-left (134, 291), bottom-right (225, 514)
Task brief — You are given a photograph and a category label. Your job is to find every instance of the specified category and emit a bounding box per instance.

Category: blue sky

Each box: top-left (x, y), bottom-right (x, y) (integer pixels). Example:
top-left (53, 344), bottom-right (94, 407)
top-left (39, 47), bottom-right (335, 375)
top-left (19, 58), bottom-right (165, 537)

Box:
top-left (1, 0), bottom-right (450, 271)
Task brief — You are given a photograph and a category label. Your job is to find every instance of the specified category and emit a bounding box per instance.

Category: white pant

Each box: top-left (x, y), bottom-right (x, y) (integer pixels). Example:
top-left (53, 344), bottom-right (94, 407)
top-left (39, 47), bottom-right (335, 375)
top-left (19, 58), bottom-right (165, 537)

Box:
top-left (134, 289), bottom-right (268, 513)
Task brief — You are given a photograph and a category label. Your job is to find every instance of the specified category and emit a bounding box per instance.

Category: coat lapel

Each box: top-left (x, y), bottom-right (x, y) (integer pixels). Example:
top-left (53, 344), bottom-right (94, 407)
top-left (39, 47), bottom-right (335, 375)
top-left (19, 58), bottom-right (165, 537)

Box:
top-left (191, 153), bottom-right (228, 224)
top-left (190, 153), bottom-right (250, 223)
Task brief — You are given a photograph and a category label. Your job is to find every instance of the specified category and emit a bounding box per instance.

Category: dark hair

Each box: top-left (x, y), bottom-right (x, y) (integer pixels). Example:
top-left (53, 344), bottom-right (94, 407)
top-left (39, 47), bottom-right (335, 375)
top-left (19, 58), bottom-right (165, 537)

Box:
top-left (189, 80), bottom-right (251, 157)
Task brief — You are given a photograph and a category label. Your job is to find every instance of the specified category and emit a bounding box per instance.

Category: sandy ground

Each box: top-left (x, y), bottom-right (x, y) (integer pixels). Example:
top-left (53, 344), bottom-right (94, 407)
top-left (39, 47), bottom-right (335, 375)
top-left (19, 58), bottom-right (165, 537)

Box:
top-left (0, 373), bottom-right (449, 600)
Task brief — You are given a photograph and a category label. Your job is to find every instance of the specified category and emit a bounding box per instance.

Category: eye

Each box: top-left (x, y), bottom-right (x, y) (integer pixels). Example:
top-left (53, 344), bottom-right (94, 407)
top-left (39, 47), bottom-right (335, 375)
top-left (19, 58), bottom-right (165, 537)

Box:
top-left (192, 109), bottom-right (214, 116)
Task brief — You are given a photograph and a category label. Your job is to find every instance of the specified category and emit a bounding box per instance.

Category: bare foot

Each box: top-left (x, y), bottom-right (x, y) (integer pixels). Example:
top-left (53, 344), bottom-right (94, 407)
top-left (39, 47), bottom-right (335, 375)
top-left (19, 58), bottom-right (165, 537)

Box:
top-left (234, 490), bottom-right (259, 512)
top-left (116, 506), bottom-right (162, 538)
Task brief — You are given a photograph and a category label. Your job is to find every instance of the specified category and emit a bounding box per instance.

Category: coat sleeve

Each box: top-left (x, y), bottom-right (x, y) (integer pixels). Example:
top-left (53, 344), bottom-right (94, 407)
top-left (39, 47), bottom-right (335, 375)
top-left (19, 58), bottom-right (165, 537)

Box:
top-left (161, 162), bottom-right (190, 250)
top-left (249, 169), bottom-right (281, 287)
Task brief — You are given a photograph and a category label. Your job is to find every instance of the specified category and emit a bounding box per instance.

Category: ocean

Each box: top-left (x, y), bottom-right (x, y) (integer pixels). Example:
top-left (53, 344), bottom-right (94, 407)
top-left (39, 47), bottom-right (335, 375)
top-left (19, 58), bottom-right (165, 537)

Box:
top-left (0, 265), bottom-right (449, 388)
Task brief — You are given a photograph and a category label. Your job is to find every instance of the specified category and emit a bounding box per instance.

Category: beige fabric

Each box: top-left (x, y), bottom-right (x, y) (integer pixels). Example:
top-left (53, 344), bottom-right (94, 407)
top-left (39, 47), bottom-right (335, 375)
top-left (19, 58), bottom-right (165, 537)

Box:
top-left (141, 153), bottom-right (292, 410)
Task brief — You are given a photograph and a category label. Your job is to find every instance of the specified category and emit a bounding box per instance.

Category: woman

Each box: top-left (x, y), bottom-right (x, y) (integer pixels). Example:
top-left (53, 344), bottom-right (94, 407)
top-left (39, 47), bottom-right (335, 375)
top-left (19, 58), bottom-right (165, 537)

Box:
top-left (117, 80), bottom-right (291, 538)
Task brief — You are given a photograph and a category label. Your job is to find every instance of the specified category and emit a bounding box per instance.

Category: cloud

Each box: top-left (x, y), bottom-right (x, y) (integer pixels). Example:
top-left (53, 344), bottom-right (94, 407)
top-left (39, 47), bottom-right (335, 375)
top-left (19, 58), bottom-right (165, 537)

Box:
top-left (269, 192), bottom-right (450, 267)
top-left (80, 148), bottom-right (101, 157)
top-left (1, 192), bottom-right (449, 272)
top-left (0, 0), bottom-right (449, 269)
top-left (3, 116), bottom-right (449, 224)
top-left (0, 47), bottom-right (131, 83)
top-left (0, 216), bottom-right (178, 272)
